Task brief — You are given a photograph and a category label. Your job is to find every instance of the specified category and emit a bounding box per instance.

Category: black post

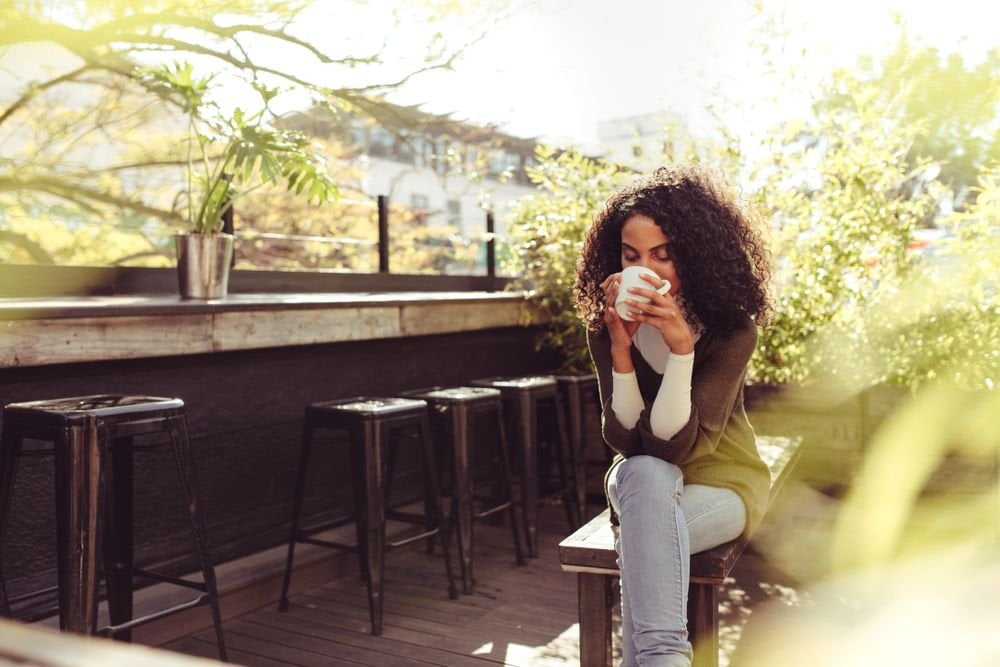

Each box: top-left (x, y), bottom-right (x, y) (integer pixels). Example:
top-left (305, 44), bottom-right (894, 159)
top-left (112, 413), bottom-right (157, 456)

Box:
top-left (486, 210), bottom-right (496, 291)
top-left (377, 195), bottom-right (389, 273)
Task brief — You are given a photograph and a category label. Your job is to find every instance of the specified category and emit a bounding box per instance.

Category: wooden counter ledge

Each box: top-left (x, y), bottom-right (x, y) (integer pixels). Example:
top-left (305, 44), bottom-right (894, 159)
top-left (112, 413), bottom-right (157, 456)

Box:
top-left (0, 291), bottom-right (543, 368)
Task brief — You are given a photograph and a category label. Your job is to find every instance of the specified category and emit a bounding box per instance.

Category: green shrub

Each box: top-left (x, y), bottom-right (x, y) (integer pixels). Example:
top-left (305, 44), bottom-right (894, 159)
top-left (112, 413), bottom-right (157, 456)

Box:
top-left (503, 147), bottom-right (632, 371)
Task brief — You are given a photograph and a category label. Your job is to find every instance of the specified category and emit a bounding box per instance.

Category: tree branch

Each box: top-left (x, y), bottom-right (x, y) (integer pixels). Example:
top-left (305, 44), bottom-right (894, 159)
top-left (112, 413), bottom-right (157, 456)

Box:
top-left (0, 230), bottom-right (55, 264)
top-left (0, 175), bottom-right (183, 225)
top-left (101, 12), bottom-right (382, 67)
top-left (0, 65), bottom-right (91, 127)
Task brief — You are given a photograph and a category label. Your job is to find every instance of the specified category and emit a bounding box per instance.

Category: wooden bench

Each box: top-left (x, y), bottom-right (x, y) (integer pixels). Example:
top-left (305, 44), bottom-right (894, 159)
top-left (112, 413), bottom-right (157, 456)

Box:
top-left (558, 435), bottom-right (802, 667)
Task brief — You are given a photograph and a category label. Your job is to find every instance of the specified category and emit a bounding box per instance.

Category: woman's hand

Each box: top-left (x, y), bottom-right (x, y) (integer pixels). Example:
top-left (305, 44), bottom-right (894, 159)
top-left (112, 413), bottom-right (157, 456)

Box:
top-left (601, 273), bottom-right (640, 371)
top-left (622, 273), bottom-right (694, 354)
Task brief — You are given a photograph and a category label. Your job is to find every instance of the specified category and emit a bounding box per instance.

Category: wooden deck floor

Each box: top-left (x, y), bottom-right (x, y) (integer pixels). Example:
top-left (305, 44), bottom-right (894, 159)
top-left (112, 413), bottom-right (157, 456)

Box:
top-left (164, 503), bottom-right (585, 666)
top-left (161, 499), bottom-right (806, 667)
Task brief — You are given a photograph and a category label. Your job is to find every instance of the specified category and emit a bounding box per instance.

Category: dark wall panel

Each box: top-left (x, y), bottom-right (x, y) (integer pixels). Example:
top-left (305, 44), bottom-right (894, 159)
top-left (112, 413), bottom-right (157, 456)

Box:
top-left (0, 326), bottom-right (561, 617)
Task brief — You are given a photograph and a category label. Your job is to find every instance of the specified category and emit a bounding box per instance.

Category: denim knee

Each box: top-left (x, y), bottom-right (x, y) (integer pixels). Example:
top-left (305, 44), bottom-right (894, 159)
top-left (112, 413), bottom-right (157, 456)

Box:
top-left (615, 455), bottom-right (683, 504)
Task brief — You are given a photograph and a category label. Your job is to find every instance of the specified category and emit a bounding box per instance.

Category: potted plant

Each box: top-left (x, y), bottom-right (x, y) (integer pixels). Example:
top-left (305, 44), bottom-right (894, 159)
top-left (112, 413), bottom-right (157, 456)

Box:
top-left (143, 62), bottom-right (338, 299)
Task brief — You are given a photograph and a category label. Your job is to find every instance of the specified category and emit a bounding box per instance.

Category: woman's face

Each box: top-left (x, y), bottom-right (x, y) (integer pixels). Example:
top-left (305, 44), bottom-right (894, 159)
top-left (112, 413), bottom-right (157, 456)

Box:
top-left (620, 214), bottom-right (681, 297)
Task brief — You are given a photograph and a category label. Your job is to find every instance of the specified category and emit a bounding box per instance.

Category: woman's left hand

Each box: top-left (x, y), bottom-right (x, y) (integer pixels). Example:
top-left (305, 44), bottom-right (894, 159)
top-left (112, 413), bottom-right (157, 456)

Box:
top-left (622, 275), bottom-right (695, 354)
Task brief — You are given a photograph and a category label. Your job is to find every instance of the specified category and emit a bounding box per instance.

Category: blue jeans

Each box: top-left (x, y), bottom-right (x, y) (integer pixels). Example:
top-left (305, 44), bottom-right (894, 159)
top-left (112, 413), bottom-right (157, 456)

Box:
top-left (607, 455), bottom-right (746, 667)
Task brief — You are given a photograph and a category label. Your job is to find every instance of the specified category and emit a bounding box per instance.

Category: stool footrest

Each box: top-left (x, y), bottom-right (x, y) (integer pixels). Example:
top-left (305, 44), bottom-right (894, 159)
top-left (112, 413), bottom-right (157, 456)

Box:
top-left (299, 536), bottom-right (356, 552)
top-left (101, 594), bottom-right (208, 637)
top-left (132, 567), bottom-right (207, 593)
top-left (474, 501), bottom-right (512, 520)
top-left (388, 529), bottom-right (440, 550)
top-left (5, 584), bottom-right (59, 606)
top-left (296, 515), bottom-right (354, 537)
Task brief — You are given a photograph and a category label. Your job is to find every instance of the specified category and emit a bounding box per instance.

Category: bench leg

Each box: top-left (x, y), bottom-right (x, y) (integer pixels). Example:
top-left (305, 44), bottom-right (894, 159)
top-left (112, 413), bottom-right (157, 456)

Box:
top-left (578, 572), bottom-right (613, 667)
top-left (688, 581), bottom-right (719, 667)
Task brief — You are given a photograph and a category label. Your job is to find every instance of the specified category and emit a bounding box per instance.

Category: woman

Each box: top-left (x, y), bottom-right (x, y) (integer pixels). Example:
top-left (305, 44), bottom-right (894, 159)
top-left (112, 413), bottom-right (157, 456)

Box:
top-left (574, 164), bottom-right (772, 667)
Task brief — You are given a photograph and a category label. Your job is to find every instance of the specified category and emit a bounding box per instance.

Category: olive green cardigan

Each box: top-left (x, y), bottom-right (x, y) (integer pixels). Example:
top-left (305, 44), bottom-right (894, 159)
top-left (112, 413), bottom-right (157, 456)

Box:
top-left (588, 315), bottom-right (770, 539)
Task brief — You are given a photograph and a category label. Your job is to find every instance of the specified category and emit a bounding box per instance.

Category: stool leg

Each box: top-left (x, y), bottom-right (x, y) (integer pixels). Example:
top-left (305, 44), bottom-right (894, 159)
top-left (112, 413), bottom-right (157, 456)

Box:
top-left (514, 394), bottom-right (540, 558)
top-left (167, 416), bottom-right (227, 662)
top-left (101, 437), bottom-right (134, 642)
top-left (417, 413), bottom-right (458, 601)
top-left (0, 427), bottom-right (23, 616)
top-left (348, 424), bottom-right (369, 584)
top-left (53, 420), bottom-right (101, 634)
top-left (278, 414), bottom-right (315, 611)
top-left (552, 393), bottom-right (582, 530)
top-left (449, 405), bottom-right (474, 594)
top-left (689, 582), bottom-right (720, 667)
top-left (494, 405), bottom-right (526, 566)
top-left (564, 384), bottom-right (590, 523)
top-left (415, 428), bottom-right (437, 555)
top-left (360, 419), bottom-right (387, 635)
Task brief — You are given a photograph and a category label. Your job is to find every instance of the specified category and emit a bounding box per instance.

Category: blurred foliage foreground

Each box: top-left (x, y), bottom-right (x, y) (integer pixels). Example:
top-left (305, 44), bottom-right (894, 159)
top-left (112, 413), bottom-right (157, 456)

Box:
top-left (734, 382), bottom-right (1000, 667)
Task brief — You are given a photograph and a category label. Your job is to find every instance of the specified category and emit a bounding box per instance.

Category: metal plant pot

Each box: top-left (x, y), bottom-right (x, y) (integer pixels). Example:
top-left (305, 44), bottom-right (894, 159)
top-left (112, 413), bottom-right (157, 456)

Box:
top-left (174, 233), bottom-right (234, 300)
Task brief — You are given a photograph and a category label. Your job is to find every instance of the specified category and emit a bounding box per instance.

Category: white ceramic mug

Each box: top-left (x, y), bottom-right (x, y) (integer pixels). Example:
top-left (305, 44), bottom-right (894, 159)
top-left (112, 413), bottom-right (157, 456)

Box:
top-left (614, 266), bottom-right (671, 321)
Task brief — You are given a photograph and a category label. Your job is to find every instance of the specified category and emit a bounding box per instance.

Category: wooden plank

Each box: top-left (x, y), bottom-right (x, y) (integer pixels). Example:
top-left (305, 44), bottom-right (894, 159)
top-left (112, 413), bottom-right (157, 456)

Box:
top-left (213, 307), bottom-right (400, 350)
top-left (197, 618), bottom-right (432, 666)
top-left (0, 314), bottom-right (213, 367)
top-left (294, 590), bottom-right (460, 638)
top-left (164, 635), bottom-right (295, 666)
top-left (243, 610), bottom-right (500, 667)
top-left (280, 587), bottom-right (564, 663)
top-left (307, 583), bottom-right (492, 627)
top-left (399, 302), bottom-right (530, 336)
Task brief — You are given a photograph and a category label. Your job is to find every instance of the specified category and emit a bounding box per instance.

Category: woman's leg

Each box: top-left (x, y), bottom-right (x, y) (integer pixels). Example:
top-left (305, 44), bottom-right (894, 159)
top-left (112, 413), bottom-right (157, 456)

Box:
top-left (608, 455), bottom-right (690, 667)
top-left (608, 457), bottom-right (747, 667)
top-left (681, 484), bottom-right (746, 556)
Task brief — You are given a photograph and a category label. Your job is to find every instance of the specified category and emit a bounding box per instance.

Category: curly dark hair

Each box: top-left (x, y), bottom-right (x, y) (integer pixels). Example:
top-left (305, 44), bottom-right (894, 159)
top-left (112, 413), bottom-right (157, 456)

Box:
top-left (574, 164), bottom-right (772, 334)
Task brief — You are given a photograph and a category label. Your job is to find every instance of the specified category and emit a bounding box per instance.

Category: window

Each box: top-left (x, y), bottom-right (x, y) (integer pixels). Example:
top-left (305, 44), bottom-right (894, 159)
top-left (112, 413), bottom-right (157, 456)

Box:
top-left (446, 199), bottom-right (462, 225)
top-left (410, 193), bottom-right (430, 211)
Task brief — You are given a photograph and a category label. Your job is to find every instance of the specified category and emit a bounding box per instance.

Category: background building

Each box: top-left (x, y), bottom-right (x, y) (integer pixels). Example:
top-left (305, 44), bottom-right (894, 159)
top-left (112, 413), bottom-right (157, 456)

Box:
top-left (285, 104), bottom-right (541, 242)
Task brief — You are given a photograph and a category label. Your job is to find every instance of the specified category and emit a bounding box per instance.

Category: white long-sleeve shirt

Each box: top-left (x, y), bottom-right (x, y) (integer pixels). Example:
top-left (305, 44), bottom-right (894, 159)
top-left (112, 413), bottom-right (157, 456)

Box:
top-left (610, 323), bottom-right (699, 440)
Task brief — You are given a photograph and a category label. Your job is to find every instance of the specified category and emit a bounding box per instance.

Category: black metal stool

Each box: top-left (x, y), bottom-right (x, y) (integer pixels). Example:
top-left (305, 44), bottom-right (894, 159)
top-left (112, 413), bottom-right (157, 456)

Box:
top-left (401, 386), bottom-right (525, 594)
top-left (553, 372), bottom-right (603, 523)
top-left (277, 396), bottom-right (457, 635)
top-left (0, 395), bottom-right (226, 660)
top-left (470, 376), bottom-right (581, 558)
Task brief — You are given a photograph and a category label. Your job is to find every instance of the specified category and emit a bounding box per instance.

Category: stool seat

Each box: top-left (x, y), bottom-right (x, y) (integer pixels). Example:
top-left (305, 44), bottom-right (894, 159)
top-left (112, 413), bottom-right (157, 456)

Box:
top-left (0, 394), bottom-right (226, 660)
top-left (404, 386), bottom-right (501, 404)
top-left (551, 372), bottom-right (597, 385)
top-left (474, 375), bottom-right (557, 391)
top-left (3, 395), bottom-right (184, 423)
top-left (312, 396), bottom-right (427, 416)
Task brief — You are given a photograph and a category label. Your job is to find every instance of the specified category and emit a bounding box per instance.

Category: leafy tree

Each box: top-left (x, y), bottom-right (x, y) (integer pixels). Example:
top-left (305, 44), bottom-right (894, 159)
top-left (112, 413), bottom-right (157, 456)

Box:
top-left (0, 0), bottom-right (504, 264)
top-left (820, 166), bottom-right (1000, 391)
top-left (748, 77), bottom-right (945, 384)
top-left (820, 35), bottom-right (1000, 198)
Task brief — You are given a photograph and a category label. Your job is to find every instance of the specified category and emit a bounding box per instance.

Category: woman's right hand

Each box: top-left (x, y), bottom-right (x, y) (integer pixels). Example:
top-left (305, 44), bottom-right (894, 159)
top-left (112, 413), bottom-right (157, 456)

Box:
top-left (602, 272), bottom-right (640, 354)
